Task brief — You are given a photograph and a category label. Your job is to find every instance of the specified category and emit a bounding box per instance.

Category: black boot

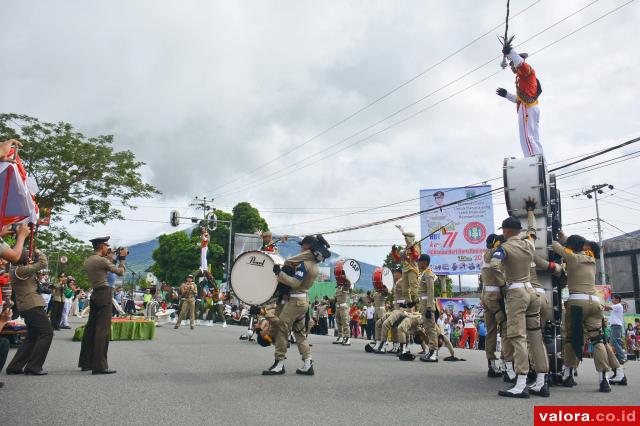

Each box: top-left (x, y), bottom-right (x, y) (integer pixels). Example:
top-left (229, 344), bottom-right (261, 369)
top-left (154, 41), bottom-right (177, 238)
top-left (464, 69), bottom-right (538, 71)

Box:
top-left (599, 372), bottom-right (611, 393)
top-left (262, 360), bottom-right (285, 376)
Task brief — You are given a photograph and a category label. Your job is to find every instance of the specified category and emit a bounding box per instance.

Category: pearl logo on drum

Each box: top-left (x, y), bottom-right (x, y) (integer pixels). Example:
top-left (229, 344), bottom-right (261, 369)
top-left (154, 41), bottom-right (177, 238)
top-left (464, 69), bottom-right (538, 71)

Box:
top-left (247, 255), bottom-right (266, 267)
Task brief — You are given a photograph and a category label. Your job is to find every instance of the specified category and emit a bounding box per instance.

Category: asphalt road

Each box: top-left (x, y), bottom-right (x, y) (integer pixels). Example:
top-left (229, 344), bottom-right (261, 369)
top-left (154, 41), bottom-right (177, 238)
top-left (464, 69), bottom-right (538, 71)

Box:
top-left (2, 317), bottom-right (638, 426)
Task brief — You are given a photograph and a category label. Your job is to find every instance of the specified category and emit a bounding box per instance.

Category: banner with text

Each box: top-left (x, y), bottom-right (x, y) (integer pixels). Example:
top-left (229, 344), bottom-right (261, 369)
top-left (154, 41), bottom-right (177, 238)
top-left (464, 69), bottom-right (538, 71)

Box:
top-left (420, 185), bottom-right (494, 275)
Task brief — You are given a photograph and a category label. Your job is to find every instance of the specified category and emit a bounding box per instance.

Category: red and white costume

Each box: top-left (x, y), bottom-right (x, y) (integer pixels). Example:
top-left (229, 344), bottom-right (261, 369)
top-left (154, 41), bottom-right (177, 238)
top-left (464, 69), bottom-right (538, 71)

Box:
top-left (503, 49), bottom-right (543, 157)
top-left (200, 232), bottom-right (209, 271)
top-left (458, 311), bottom-right (477, 349)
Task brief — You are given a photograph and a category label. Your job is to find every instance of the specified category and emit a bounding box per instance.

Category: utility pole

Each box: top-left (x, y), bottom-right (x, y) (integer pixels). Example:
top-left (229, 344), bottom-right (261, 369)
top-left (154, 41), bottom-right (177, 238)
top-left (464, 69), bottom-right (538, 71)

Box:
top-left (581, 183), bottom-right (614, 285)
top-left (190, 196), bottom-right (213, 222)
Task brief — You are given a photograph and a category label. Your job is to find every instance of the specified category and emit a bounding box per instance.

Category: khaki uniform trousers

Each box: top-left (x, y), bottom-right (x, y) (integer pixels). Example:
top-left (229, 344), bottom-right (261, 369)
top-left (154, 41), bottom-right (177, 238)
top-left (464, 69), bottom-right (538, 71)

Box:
top-left (420, 305), bottom-right (438, 351)
top-left (563, 299), bottom-right (611, 372)
top-left (374, 308), bottom-right (385, 341)
top-left (526, 292), bottom-right (549, 373)
top-left (381, 311), bottom-right (404, 343)
top-left (505, 286), bottom-right (536, 375)
top-left (335, 305), bottom-right (350, 338)
top-left (176, 298), bottom-right (196, 327)
top-left (439, 334), bottom-right (455, 357)
top-left (275, 298), bottom-right (311, 361)
top-left (538, 290), bottom-right (552, 328)
top-left (482, 293), bottom-right (506, 361)
top-left (402, 270), bottom-right (419, 304)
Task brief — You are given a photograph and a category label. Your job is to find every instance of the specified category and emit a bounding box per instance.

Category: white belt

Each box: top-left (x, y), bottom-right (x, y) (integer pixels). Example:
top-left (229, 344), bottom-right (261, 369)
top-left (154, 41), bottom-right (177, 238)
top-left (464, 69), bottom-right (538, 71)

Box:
top-left (484, 286), bottom-right (501, 293)
top-left (338, 303), bottom-right (348, 307)
top-left (568, 294), bottom-right (600, 303)
top-left (395, 299), bottom-right (405, 304)
top-left (420, 296), bottom-right (430, 300)
top-left (290, 293), bottom-right (307, 298)
top-left (507, 282), bottom-right (532, 290)
top-left (535, 288), bottom-right (545, 294)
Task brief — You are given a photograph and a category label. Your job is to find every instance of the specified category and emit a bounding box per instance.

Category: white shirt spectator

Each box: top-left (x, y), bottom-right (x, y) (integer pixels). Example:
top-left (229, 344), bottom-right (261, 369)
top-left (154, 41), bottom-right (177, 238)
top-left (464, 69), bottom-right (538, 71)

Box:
top-left (443, 322), bottom-right (451, 338)
top-left (366, 306), bottom-right (375, 320)
top-left (610, 302), bottom-right (624, 326)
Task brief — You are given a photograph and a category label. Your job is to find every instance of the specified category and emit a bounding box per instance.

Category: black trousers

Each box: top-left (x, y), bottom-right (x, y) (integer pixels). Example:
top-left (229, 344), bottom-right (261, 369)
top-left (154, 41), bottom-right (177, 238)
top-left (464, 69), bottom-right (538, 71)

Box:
top-left (7, 307), bottom-right (53, 373)
top-left (0, 337), bottom-right (9, 372)
top-left (78, 287), bottom-right (112, 371)
top-left (50, 300), bottom-right (64, 329)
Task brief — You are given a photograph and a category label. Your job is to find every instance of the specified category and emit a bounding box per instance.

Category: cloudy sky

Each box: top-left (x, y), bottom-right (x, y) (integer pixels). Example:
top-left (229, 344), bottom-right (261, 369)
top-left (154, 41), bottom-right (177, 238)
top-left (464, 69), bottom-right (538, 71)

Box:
top-left (1, 0), bottom-right (639, 277)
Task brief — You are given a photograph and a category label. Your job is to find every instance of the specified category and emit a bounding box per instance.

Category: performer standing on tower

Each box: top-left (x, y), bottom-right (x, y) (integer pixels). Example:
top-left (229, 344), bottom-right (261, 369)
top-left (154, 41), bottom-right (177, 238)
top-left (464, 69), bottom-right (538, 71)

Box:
top-left (496, 40), bottom-right (544, 157)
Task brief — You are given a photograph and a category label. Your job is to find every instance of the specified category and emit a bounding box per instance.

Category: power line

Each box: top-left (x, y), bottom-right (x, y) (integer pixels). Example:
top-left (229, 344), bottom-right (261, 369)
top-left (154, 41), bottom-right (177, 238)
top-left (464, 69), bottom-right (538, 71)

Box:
top-left (212, 0), bottom-right (627, 200)
top-left (206, 0), bottom-right (544, 195)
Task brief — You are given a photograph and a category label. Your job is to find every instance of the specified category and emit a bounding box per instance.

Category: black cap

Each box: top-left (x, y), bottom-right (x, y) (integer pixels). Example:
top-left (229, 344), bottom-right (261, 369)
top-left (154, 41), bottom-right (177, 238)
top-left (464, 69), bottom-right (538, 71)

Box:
top-left (392, 265), bottom-right (402, 273)
top-left (89, 236), bottom-right (110, 248)
top-left (299, 235), bottom-right (317, 246)
top-left (418, 254), bottom-right (431, 263)
top-left (565, 235), bottom-right (586, 252)
top-left (499, 216), bottom-right (522, 230)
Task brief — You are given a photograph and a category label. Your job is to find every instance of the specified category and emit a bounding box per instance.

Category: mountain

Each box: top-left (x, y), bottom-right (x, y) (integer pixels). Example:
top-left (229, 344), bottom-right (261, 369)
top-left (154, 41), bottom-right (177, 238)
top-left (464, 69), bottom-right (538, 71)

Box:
top-left (125, 232), bottom-right (378, 290)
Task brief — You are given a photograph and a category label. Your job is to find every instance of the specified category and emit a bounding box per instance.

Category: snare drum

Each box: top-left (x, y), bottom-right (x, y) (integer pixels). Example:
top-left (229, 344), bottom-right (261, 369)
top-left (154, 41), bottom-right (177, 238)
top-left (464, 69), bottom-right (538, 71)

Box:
top-left (334, 259), bottom-right (361, 286)
top-left (381, 266), bottom-right (394, 291)
top-left (230, 251), bottom-right (284, 305)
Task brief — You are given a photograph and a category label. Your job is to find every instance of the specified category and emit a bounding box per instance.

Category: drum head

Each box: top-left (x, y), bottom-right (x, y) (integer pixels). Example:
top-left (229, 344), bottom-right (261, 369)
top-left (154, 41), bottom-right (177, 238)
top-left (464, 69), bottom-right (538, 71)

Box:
top-left (341, 259), bottom-right (361, 285)
top-left (381, 267), bottom-right (394, 291)
top-left (503, 155), bottom-right (548, 216)
top-left (230, 251), bottom-right (283, 305)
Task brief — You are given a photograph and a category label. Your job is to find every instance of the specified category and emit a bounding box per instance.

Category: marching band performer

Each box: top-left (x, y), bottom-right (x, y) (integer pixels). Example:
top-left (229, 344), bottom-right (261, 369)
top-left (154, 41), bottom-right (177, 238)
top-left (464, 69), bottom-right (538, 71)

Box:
top-left (552, 231), bottom-right (621, 391)
top-left (491, 198), bottom-right (540, 398)
top-left (397, 310), bottom-right (423, 361)
top-left (481, 234), bottom-right (507, 377)
top-left (391, 227), bottom-right (421, 304)
top-left (369, 282), bottom-right (388, 351)
top-left (200, 229), bottom-right (209, 271)
top-left (417, 254), bottom-right (439, 363)
top-left (496, 41), bottom-right (544, 157)
top-left (261, 231), bottom-right (278, 253)
top-left (333, 276), bottom-right (352, 346)
top-left (262, 235), bottom-right (328, 376)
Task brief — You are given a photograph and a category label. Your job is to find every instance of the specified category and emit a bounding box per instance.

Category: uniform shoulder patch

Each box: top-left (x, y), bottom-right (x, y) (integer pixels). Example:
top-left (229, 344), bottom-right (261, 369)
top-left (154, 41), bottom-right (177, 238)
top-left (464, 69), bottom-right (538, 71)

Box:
top-left (295, 262), bottom-right (307, 280)
top-left (492, 247), bottom-right (506, 260)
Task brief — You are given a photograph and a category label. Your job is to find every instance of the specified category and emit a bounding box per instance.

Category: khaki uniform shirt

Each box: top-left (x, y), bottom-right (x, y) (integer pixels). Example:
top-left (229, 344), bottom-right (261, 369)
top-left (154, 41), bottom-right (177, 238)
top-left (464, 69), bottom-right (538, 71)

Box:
top-left (418, 268), bottom-right (436, 310)
top-left (84, 254), bottom-right (125, 289)
top-left (335, 285), bottom-right (350, 305)
top-left (481, 249), bottom-right (505, 287)
top-left (52, 280), bottom-right (65, 303)
top-left (277, 250), bottom-right (319, 294)
top-left (393, 278), bottom-right (404, 303)
top-left (12, 253), bottom-right (48, 312)
top-left (373, 291), bottom-right (386, 308)
top-left (551, 241), bottom-right (596, 295)
top-left (180, 282), bottom-right (197, 299)
top-left (490, 236), bottom-right (535, 283)
top-left (401, 312), bottom-right (424, 332)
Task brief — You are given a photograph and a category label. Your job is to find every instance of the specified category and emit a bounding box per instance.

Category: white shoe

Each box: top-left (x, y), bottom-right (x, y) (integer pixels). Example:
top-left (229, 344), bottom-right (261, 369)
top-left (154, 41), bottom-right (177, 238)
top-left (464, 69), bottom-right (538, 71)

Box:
top-left (207, 321), bottom-right (213, 327)
top-left (222, 322), bottom-right (228, 328)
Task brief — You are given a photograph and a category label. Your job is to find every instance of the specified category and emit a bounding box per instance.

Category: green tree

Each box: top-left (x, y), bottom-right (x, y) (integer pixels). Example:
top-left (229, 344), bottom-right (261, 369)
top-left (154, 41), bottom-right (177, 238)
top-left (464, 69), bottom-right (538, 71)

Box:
top-left (35, 227), bottom-right (94, 289)
top-left (382, 251), bottom-right (400, 270)
top-left (0, 113), bottom-right (160, 224)
top-left (232, 202), bottom-right (268, 234)
top-left (150, 231), bottom-right (199, 285)
top-left (435, 275), bottom-right (453, 297)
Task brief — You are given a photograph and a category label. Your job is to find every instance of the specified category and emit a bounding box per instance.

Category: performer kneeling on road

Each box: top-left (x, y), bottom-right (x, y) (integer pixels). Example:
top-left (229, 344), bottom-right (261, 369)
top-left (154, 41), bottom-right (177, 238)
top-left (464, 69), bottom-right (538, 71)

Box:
top-left (491, 199), bottom-right (544, 398)
top-left (78, 237), bottom-right (126, 375)
top-left (396, 309), bottom-right (423, 361)
top-left (262, 235), bottom-right (329, 376)
top-left (417, 254), bottom-right (439, 363)
top-left (552, 230), bottom-right (625, 391)
top-left (496, 40), bottom-right (544, 157)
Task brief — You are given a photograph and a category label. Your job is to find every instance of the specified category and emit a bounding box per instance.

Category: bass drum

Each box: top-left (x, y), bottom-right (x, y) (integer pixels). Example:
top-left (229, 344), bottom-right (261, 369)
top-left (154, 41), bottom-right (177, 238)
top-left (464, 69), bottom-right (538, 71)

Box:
top-left (372, 266), bottom-right (394, 291)
top-left (334, 258), bottom-right (361, 286)
top-left (503, 155), bottom-right (548, 217)
top-left (503, 155), bottom-right (550, 261)
top-left (230, 251), bottom-right (284, 305)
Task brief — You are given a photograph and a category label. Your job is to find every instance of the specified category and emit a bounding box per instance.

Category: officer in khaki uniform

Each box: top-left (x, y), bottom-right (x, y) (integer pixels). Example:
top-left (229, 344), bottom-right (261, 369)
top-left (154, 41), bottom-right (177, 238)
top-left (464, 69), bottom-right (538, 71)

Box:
top-left (391, 267), bottom-right (404, 310)
top-left (481, 235), bottom-right (507, 377)
top-left (79, 237), bottom-right (126, 375)
top-left (416, 254), bottom-right (438, 362)
top-left (491, 200), bottom-right (542, 398)
top-left (263, 235), bottom-right (325, 376)
top-left (6, 250), bottom-right (52, 375)
top-left (373, 287), bottom-right (387, 342)
top-left (552, 231), bottom-right (617, 392)
top-left (333, 278), bottom-right (351, 346)
top-left (391, 230), bottom-right (421, 304)
top-left (175, 274), bottom-right (197, 330)
top-left (397, 311), bottom-right (423, 360)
